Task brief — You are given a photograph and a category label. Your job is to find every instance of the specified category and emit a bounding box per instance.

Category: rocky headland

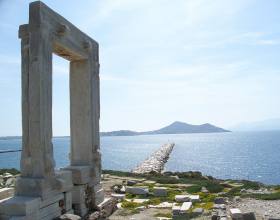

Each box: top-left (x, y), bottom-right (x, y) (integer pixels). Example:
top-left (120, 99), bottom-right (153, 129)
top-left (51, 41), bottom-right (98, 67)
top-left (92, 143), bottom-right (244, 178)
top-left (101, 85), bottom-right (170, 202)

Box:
top-left (1, 168), bottom-right (280, 220)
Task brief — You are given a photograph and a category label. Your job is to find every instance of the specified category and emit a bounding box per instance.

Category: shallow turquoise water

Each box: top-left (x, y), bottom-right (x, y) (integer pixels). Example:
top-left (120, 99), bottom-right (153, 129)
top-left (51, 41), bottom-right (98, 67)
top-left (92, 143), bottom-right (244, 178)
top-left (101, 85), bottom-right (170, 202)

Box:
top-left (0, 131), bottom-right (279, 184)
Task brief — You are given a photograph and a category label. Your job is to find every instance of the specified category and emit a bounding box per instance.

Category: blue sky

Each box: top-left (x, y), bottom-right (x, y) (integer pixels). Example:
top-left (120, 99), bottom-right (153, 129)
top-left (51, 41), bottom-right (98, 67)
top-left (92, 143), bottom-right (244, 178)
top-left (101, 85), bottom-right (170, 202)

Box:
top-left (0, 0), bottom-right (280, 136)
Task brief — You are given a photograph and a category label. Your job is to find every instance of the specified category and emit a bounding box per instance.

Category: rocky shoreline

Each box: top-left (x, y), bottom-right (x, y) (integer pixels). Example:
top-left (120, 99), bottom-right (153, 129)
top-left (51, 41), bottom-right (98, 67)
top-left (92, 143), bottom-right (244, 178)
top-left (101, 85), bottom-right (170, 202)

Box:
top-left (132, 143), bottom-right (175, 174)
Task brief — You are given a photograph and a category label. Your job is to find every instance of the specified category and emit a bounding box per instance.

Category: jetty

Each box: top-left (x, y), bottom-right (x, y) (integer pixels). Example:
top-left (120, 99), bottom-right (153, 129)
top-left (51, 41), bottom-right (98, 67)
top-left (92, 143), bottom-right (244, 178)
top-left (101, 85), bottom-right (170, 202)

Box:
top-left (132, 143), bottom-right (175, 174)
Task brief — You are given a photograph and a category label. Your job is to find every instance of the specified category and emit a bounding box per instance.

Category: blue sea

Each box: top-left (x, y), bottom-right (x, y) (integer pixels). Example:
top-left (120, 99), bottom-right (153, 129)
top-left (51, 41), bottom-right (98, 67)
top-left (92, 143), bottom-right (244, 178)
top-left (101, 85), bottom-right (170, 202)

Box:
top-left (0, 131), bottom-right (279, 185)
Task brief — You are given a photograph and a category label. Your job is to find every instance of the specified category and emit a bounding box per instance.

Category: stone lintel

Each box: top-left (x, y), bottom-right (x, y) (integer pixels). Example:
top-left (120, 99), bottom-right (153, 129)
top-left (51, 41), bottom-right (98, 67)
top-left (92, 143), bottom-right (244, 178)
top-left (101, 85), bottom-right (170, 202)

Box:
top-left (28, 1), bottom-right (98, 62)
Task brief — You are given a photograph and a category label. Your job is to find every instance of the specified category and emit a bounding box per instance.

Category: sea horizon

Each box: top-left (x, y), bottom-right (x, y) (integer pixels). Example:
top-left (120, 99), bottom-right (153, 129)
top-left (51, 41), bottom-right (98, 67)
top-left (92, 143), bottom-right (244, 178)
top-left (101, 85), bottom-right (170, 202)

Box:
top-left (1, 130), bottom-right (280, 185)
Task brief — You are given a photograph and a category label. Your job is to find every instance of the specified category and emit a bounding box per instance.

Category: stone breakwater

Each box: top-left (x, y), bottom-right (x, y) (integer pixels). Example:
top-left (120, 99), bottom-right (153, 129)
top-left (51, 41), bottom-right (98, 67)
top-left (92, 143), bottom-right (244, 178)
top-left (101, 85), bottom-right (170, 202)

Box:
top-left (132, 143), bottom-right (175, 174)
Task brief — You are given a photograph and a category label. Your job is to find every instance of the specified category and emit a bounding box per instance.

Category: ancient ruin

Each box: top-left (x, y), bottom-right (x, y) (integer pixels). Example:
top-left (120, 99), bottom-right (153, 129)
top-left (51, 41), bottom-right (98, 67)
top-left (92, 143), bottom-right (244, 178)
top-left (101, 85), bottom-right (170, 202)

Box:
top-left (0, 1), bottom-right (104, 219)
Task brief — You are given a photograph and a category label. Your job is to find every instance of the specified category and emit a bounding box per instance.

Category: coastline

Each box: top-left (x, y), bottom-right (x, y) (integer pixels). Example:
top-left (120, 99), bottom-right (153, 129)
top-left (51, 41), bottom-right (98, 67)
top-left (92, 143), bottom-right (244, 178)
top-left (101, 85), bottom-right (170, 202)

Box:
top-left (1, 131), bottom-right (280, 185)
top-left (1, 168), bottom-right (280, 219)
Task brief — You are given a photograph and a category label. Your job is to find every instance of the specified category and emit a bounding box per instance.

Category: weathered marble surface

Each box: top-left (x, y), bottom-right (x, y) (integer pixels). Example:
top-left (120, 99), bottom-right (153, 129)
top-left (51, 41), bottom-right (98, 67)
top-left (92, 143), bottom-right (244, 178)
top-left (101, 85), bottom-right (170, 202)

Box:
top-left (0, 1), bottom-right (103, 219)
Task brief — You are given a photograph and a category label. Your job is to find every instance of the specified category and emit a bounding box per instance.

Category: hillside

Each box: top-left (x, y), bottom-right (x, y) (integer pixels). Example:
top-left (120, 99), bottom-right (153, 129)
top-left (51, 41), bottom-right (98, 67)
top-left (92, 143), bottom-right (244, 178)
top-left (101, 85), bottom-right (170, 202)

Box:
top-left (101, 121), bottom-right (230, 136)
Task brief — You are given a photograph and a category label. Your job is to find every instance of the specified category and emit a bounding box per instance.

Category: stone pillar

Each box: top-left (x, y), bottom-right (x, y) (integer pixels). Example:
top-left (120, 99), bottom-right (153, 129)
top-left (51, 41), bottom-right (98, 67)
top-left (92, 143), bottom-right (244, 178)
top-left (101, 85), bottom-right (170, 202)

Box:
top-left (16, 21), bottom-right (56, 199)
top-left (70, 60), bottom-right (93, 166)
top-left (0, 1), bottom-right (104, 219)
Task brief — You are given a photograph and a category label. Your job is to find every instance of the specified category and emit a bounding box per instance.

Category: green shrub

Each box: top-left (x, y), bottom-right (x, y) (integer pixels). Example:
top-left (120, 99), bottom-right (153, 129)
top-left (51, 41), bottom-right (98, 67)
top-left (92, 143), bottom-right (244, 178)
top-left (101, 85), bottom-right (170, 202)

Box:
top-left (246, 192), bottom-right (280, 200)
top-left (121, 201), bottom-right (141, 209)
top-left (144, 198), bottom-right (161, 205)
top-left (169, 171), bottom-right (203, 179)
top-left (225, 187), bottom-right (241, 197)
top-left (125, 193), bottom-right (136, 199)
top-left (154, 212), bottom-right (172, 218)
top-left (205, 182), bottom-right (224, 193)
top-left (166, 189), bottom-right (181, 202)
top-left (242, 180), bottom-right (261, 190)
top-left (186, 185), bottom-right (202, 194)
top-left (149, 176), bottom-right (180, 184)
top-left (200, 193), bottom-right (216, 203)
top-left (193, 201), bottom-right (214, 210)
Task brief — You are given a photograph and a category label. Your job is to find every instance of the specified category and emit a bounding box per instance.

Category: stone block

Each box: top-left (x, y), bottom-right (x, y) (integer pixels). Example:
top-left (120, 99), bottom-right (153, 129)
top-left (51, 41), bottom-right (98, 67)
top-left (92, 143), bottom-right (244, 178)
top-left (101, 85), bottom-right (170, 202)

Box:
top-left (212, 211), bottom-right (218, 220)
top-left (188, 195), bottom-right (200, 202)
top-left (9, 213), bottom-right (39, 220)
top-left (41, 210), bottom-right (61, 220)
top-left (0, 188), bottom-right (15, 200)
top-left (63, 166), bottom-right (91, 185)
top-left (153, 187), bottom-right (167, 197)
top-left (5, 177), bottom-right (16, 187)
top-left (40, 194), bottom-right (64, 209)
top-left (64, 191), bottom-right (72, 212)
top-left (172, 204), bottom-right (181, 216)
top-left (66, 209), bottom-right (74, 214)
top-left (193, 208), bottom-right (204, 216)
top-left (92, 184), bottom-right (102, 193)
top-left (230, 208), bottom-right (243, 220)
top-left (148, 201), bottom-right (173, 209)
top-left (94, 188), bottom-right (105, 205)
top-left (180, 202), bottom-right (192, 213)
top-left (0, 196), bottom-right (40, 216)
top-left (126, 187), bottom-right (149, 195)
top-left (126, 199), bottom-right (149, 203)
top-left (213, 204), bottom-right (226, 210)
top-left (73, 203), bottom-right (87, 217)
top-left (72, 185), bottom-right (86, 204)
top-left (111, 193), bottom-right (125, 200)
top-left (39, 202), bottom-right (61, 219)
top-left (243, 212), bottom-right (256, 220)
top-left (175, 194), bottom-right (199, 202)
top-left (214, 197), bottom-right (225, 204)
top-left (97, 197), bottom-right (117, 217)
top-left (56, 170), bottom-right (73, 192)
top-left (59, 213), bottom-right (81, 220)
top-left (218, 209), bottom-right (227, 218)
top-left (15, 177), bottom-right (56, 199)
top-left (175, 195), bottom-right (189, 202)
top-left (0, 214), bottom-right (9, 220)
top-left (127, 180), bottom-right (137, 186)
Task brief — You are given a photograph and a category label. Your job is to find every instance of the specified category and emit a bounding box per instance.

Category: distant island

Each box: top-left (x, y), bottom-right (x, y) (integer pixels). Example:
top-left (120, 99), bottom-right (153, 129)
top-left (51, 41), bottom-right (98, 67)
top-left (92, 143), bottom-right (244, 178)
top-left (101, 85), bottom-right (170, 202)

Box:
top-left (0, 122), bottom-right (230, 140)
top-left (230, 118), bottom-right (280, 131)
top-left (101, 121), bottom-right (230, 136)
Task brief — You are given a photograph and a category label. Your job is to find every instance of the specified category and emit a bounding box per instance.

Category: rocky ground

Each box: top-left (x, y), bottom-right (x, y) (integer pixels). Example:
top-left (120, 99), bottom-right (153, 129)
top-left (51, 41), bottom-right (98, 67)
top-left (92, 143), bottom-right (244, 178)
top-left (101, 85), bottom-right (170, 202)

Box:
top-left (1, 169), bottom-right (280, 219)
top-left (228, 198), bottom-right (280, 219)
top-left (101, 170), bottom-right (280, 220)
